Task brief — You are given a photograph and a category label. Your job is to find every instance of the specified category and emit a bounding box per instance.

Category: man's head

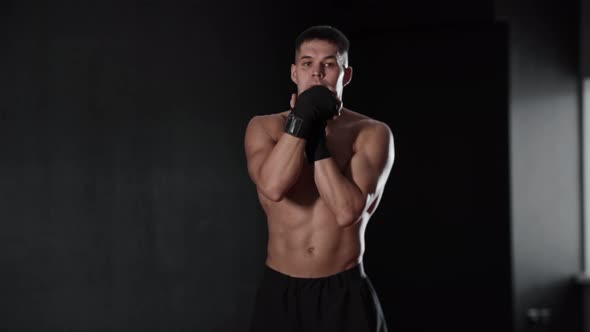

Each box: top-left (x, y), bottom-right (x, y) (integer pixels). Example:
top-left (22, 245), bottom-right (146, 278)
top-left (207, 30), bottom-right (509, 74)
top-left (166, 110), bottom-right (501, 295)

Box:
top-left (291, 25), bottom-right (353, 101)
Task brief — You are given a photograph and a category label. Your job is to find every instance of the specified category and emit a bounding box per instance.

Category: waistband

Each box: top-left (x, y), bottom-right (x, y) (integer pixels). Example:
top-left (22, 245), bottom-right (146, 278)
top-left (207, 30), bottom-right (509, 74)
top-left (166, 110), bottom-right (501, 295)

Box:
top-left (263, 262), bottom-right (366, 284)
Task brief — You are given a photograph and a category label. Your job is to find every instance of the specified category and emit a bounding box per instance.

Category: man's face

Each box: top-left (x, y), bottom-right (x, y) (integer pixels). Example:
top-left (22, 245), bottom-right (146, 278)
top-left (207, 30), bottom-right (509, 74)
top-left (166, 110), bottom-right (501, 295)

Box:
top-left (291, 39), bottom-right (352, 100)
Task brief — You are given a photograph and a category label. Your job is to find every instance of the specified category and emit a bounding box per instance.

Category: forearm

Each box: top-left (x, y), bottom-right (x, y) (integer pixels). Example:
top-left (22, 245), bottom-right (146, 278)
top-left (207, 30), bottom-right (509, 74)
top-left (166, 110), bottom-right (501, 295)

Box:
top-left (314, 158), bottom-right (365, 227)
top-left (259, 134), bottom-right (306, 201)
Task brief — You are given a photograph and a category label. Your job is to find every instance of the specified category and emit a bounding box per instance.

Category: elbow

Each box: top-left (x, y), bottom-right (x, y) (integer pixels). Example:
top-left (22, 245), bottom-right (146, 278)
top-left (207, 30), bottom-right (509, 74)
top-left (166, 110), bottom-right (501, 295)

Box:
top-left (336, 208), bottom-right (362, 228)
top-left (259, 182), bottom-right (285, 202)
top-left (266, 189), bottom-right (285, 202)
top-left (336, 195), bottom-right (366, 227)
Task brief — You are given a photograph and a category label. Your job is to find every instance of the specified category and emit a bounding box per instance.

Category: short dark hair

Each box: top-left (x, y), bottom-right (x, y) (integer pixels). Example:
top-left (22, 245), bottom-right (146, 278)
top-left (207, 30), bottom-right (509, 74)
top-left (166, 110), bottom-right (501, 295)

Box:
top-left (294, 25), bottom-right (350, 66)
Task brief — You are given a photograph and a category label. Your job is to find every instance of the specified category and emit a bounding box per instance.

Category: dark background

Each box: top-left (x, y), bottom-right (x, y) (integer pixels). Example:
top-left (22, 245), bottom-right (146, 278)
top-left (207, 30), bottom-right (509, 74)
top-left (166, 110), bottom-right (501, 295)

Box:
top-left (0, 0), bottom-right (585, 331)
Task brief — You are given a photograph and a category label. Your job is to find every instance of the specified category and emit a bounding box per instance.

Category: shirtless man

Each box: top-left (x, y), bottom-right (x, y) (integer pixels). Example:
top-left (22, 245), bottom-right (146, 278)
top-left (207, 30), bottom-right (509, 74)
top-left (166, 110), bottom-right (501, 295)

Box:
top-left (245, 25), bottom-right (394, 332)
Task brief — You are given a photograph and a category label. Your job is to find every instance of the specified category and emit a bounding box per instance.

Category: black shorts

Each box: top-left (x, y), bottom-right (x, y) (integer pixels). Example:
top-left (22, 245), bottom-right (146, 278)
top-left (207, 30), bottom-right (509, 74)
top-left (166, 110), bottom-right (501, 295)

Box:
top-left (249, 263), bottom-right (388, 332)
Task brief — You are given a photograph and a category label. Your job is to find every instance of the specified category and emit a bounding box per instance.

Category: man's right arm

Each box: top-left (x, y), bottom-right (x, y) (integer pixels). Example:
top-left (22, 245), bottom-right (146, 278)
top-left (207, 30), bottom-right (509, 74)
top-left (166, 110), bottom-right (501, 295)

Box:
top-left (244, 116), bottom-right (306, 202)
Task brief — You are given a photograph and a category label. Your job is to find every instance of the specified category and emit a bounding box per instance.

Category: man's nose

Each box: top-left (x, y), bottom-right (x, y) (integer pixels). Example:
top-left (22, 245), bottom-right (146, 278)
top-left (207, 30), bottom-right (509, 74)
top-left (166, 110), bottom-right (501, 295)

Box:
top-left (312, 65), bottom-right (324, 78)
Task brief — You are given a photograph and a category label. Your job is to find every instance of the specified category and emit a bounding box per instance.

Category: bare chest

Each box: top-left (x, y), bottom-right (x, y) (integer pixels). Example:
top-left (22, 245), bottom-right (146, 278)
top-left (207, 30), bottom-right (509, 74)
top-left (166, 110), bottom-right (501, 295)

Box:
top-left (275, 122), bottom-right (355, 166)
top-left (269, 122), bottom-right (356, 196)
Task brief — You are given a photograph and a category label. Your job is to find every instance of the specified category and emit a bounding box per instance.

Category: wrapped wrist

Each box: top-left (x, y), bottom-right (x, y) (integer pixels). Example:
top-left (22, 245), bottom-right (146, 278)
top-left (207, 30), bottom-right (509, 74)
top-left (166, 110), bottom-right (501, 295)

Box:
top-left (305, 125), bottom-right (331, 163)
top-left (283, 112), bottom-right (314, 139)
top-left (312, 131), bottom-right (331, 162)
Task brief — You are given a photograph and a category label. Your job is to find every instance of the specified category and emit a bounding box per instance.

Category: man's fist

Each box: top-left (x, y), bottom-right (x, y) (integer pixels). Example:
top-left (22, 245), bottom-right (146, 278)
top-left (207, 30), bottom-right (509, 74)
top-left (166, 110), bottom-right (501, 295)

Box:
top-left (293, 85), bottom-right (340, 124)
top-left (283, 85), bottom-right (341, 140)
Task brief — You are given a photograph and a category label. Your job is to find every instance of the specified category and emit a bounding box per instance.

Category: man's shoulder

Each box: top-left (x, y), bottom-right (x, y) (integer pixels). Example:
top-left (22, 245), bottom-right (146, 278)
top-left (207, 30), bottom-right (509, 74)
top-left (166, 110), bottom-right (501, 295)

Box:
top-left (342, 109), bottom-right (391, 136)
top-left (340, 110), bottom-right (392, 153)
top-left (249, 110), bottom-right (290, 125)
top-left (343, 111), bottom-right (394, 170)
top-left (246, 110), bottom-right (290, 140)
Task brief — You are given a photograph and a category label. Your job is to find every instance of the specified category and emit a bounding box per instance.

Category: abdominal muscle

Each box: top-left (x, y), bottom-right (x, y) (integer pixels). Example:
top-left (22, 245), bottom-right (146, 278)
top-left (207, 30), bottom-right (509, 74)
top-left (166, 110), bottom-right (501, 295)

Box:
top-left (259, 189), bottom-right (366, 278)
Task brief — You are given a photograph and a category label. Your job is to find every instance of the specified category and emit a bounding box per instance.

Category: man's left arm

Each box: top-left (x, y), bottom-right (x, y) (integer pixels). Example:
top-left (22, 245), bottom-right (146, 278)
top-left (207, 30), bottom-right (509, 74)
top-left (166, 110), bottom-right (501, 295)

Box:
top-left (314, 122), bottom-right (395, 227)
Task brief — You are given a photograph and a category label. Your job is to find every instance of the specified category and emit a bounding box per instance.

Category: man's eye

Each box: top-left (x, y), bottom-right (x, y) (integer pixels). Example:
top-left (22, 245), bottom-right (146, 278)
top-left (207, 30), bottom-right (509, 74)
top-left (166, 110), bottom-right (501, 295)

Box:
top-left (324, 63), bottom-right (336, 67)
top-left (302, 62), bottom-right (311, 66)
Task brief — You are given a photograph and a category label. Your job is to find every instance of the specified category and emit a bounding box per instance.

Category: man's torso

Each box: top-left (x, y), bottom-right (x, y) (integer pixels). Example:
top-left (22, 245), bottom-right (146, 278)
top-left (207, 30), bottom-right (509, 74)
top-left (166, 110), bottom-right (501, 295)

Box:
top-left (256, 108), bottom-right (379, 278)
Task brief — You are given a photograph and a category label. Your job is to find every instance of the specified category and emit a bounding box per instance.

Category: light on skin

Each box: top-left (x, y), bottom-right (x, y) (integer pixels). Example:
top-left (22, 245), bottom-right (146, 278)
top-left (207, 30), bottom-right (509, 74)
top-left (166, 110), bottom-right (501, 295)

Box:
top-left (289, 39), bottom-right (353, 116)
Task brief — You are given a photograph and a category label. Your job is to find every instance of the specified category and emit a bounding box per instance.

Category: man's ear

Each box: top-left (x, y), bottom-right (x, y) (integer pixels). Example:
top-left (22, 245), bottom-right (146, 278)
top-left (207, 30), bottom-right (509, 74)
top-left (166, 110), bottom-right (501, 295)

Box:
top-left (291, 64), bottom-right (298, 84)
top-left (343, 66), bottom-right (353, 87)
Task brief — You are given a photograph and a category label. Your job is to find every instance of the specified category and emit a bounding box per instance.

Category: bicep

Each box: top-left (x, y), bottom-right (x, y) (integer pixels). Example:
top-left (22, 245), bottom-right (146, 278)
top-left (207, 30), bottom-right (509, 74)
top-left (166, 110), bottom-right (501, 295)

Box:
top-left (346, 123), bottom-right (395, 205)
top-left (244, 116), bottom-right (276, 187)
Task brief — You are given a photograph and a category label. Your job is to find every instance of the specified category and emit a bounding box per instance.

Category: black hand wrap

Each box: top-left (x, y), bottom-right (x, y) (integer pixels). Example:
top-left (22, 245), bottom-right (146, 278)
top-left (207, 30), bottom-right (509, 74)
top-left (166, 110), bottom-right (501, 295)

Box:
top-left (305, 124), bottom-right (332, 163)
top-left (283, 85), bottom-right (340, 141)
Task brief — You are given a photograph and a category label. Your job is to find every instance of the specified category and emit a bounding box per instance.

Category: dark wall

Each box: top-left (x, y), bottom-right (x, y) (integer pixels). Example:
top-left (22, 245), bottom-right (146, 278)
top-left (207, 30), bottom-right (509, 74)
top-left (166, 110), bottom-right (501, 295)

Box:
top-left (583, 0), bottom-right (590, 78)
top-left (1, 1), bottom-right (272, 331)
top-left (345, 23), bottom-right (512, 332)
top-left (0, 1), bottom-right (516, 331)
top-left (496, 0), bottom-right (583, 331)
